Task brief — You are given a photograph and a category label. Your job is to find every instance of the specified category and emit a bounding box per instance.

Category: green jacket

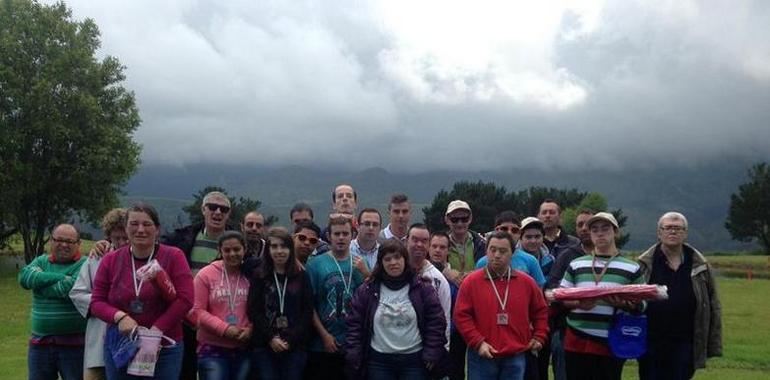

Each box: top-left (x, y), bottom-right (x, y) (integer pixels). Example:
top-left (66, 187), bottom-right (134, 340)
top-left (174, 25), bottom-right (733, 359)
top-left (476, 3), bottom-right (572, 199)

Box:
top-left (19, 253), bottom-right (87, 336)
top-left (637, 243), bottom-right (722, 369)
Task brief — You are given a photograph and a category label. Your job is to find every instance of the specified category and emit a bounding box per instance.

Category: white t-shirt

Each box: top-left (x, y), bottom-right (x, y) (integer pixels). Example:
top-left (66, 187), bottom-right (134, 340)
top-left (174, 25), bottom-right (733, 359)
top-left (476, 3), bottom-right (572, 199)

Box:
top-left (370, 284), bottom-right (422, 354)
top-left (419, 261), bottom-right (452, 350)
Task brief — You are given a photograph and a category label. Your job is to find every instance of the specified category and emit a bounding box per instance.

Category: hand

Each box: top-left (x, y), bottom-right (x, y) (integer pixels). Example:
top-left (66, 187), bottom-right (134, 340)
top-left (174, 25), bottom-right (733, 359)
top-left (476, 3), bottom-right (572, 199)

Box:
top-left (477, 341), bottom-right (498, 359)
top-left (236, 327), bottom-right (251, 343)
top-left (353, 256), bottom-right (367, 274)
top-left (604, 296), bottom-right (638, 311)
top-left (425, 361), bottom-right (436, 371)
top-left (577, 299), bottom-right (597, 310)
top-left (321, 332), bottom-right (339, 353)
top-left (269, 336), bottom-right (290, 353)
top-left (527, 339), bottom-right (543, 353)
top-left (117, 315), bottom-right (138, 336)
top-left (544, 290), bottom-right (555, 303)
top-left (89, 240), bottom-right (111, 259)
top-left (224, 325), bottom-right (241, 340)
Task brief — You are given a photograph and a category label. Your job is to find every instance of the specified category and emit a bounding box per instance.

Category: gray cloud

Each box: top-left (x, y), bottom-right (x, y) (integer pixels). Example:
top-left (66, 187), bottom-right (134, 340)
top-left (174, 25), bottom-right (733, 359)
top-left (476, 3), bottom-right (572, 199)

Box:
top-left (56, 0), bottom-right (770, 171)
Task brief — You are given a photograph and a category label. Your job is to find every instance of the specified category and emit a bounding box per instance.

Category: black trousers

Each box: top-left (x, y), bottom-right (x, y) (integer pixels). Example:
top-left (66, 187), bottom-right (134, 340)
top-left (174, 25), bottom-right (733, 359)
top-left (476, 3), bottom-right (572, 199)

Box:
top-left (304, 351), bottom-right (347, 380)
top-left (179, 323), bottom-right (198, 380)
top-left (638, 338), bottom-right (695, 380)
top-left (564, 351), bottom-right (625, 380)
top-left (448, 328), bottom-right (467, 380)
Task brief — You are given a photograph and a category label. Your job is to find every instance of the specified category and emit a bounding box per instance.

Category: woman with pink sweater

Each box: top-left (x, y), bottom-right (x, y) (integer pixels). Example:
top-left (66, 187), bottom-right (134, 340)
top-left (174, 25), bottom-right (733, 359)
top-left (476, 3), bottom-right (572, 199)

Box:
top-left (191, 231), bottom-right (252, 380)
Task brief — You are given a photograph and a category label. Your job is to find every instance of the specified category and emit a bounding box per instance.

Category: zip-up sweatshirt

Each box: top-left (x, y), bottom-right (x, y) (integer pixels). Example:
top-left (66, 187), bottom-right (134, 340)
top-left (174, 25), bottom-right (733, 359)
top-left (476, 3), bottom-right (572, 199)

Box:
top-left (191, 260), bottom-right (251, 350)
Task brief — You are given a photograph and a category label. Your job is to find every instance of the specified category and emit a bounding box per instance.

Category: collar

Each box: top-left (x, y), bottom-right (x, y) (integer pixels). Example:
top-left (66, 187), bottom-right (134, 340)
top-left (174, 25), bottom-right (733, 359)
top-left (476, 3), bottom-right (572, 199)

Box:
top-left (352, 239), bottom-right (379, 254)
top-left (49, 251), bottom-right (81, 264)
top-left (485, 266), bottom-right (518, 280)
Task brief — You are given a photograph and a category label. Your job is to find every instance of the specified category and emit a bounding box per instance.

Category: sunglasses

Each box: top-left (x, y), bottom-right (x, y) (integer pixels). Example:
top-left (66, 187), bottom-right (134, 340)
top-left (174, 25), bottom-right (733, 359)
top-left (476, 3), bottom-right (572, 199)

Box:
top-left (449, 216), bottom-right (470, 224)
top-left (295, 234), bottom-right (319, 245)
top-left (52, 237), bottom-right (80, 244)
top-left (205, 203), bottom-right (231, 213)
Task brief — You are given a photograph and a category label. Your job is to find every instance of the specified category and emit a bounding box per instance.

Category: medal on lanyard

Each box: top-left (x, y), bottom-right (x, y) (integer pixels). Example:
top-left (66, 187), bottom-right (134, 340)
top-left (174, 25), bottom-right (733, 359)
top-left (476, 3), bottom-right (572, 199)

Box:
top-left (130, 246), bottom-right (156, 314)
top-left (274, 271), bottom-right (289, 329)
top-left (223, 267), bottom-right (241, 325)
top-left (329, 253), bottom-right (353, 313)
top-left (485, 266), bottom-right (511, 325)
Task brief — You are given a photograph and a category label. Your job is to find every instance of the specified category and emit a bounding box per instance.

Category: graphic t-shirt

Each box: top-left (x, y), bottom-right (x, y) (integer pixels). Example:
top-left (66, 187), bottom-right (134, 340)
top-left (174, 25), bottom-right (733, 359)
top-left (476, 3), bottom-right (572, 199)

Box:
top-left (371, 283), bottom-right (422, 354)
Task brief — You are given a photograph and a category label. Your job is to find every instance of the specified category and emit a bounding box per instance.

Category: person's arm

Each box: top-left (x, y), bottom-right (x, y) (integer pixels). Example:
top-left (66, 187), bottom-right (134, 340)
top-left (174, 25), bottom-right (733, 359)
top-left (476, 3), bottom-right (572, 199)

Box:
top-left (90, 253), bottom-right (122, 323)
top-left (191, 268), bottom-right (230, 337)
top-left (18, 255), bottom-right (64, 290)
top-left (283, 271), bottom-right (313, 348)
top-left (706, 266), bottom-right (723, 357)
top-left (151, 248), bottom-right (194, 333)
top-left (528, 258), bottom-right (547, 288)
top-left (246, 277), bottom-right (272, 346)
top-left (437, 277), bottom-right (452, 348)
top-left (69, 258), bottom-right (96, 317)
top-left (528, 278), bottom-right (550, 345)
top-left (420, 283), bottom-right (448, 365)
top-left (344, 284), bottom-right (368, 371)
top-left (452, 278), bottom-right (484, 350)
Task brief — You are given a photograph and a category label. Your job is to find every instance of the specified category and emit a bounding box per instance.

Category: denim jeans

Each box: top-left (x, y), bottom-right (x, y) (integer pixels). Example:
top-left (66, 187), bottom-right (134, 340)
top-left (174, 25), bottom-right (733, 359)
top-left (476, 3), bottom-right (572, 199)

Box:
top-left (28, 344), bottom-right (84, 380)
top-left (103, 341), bottom-right (183, 379)
top-left (466, 349), bottom-right (525, 380)
top-left (638, 339), bottom-right (695, 380)
top-left (367, 350), bottom-right (427, 380)
top-left (198, 346), bottom-right (251, 380)
top-left (254, 348), bottom-right (307, 380)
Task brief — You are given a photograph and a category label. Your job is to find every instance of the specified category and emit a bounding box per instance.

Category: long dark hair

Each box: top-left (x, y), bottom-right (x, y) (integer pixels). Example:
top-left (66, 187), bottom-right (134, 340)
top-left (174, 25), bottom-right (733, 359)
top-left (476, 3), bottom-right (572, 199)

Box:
top-left (369, 240), bottom-right (414, 282)
top-left (216, 231), bottom-right (246, 260)
top-left (258, 227), bottom-right (300, 278)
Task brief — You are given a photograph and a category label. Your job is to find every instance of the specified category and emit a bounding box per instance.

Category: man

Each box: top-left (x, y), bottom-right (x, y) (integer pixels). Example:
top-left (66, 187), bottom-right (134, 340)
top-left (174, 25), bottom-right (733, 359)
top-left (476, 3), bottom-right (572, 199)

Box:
top-left (290, 202), bottom-right (314, 226)
top-left (19, 224), bottom-right (87, 380)
top-left (444, 200), bottom-right (487, 282)
top-left (560, 212), bottom-right (645, 380)
top-left (429, 231), bottom-right (465, 380)
top-left (407, 224), bottom-right (452, 349)
top-left (637, 212), bottom-right (722, 380)
top-left (293, 220), bottom-right (322, 265)
top-left (306, 217), bottom-right (367, 378)
top-left (162, 190), bottom-right (234, 380)
top-left (538, 199), bottom-right (581, 260)
top-left (320, 184), bottom-right (359, 243)
top-left (476, 216), bottom-right (546, 288)
top-left (454, 231), bottom-right (549, 380)
top-left (241, 211), bottom-right (266, 259)
top-left (379, 193), bottom-right (411, 243)
top-left (350, 208), bottom-right (381, 270)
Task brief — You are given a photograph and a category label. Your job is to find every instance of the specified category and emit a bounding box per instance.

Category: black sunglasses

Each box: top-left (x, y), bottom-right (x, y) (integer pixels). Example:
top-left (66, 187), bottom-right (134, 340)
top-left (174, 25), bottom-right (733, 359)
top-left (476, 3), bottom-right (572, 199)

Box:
top-left (205, 203), bottom-right (231, 213)
top-left (449, 216), bottom-right (470, 224)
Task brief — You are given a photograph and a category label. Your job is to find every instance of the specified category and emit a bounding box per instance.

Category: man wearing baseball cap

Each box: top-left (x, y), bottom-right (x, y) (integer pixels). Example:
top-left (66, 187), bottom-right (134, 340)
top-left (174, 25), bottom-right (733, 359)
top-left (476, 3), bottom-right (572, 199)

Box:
top-left (444, 200), bottom-right (487, 285)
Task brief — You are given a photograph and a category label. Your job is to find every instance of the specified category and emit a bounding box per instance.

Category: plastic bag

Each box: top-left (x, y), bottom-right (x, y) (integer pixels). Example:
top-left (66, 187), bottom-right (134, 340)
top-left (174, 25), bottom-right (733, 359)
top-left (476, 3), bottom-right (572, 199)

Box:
top-left (105, 324), bottom-right (138, 369)
top-left (136, 259), bottom-right (176, 302)
top-left (126, 327), bottom-right (177, 377)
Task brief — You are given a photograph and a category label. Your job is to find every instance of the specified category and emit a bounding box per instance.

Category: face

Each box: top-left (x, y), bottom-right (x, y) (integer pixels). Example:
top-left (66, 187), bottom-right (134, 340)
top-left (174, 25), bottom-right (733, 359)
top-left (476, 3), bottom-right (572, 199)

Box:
top-left (589, 221), bottom-right (616, 250)
top-left (575, 213), bottom-right (593, 245)
top-left (538, 202), bottom-right (560, 229)
top-left (202, 195), bottom-right (231, 231)
top-left (429, 235), bottom-right (450, 264)
top-left (50, 225), bottom-right (80, 261)
top-left (658, 218), bottom-right (688, 247)
top-left (126, 211), bottom-right (159, 248)
top-left (241, 213), bottom-right (265, 240)
top-left (220, 238), bottom-right (245, 268)
top-left (358, 211), bottom-right (381, 242)
top-left (389, 202), bottom-right (411, 229)
top-left (381, 251), bottom-right (405, 277)
top-left (293, 228), bottom-right (320, 259)
top-left (495, 222), bottom-right (521, 242)
top-left (268, 236), bottom-right (290, 267)
top-left (445, 210), bottom-right (471, 236)
top-left (333, 185), bottom-right (357, 215)
top-left (520, 228), bottom-right (544, 254)
top-left (329, 223), bottom-right (353, 254)
top-left (291, 210), bottom-right (313, 226)
top-left (107, 228), bottom-right (129, 249)
top-left (486, 237), bottom-right (513, 273)
top-left (406, 227), bottom-right (430, 266)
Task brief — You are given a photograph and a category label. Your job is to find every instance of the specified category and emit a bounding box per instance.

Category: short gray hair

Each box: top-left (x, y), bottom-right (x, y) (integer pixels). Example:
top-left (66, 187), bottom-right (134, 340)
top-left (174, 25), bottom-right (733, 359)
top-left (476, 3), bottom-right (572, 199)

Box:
top-left (658, 211), bottom-right (688, 229)
top-left (203, 191), bottom-right (231, 207)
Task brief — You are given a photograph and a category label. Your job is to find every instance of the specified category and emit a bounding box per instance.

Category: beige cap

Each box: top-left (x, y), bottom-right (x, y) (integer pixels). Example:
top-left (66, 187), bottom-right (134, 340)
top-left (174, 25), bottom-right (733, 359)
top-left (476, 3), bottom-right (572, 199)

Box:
top-left (445, 200), bottom-right (471, 215)
top-left (586, 212), bottom-right (619, 229)
top-left (520, 217), bottom-right (545, 232)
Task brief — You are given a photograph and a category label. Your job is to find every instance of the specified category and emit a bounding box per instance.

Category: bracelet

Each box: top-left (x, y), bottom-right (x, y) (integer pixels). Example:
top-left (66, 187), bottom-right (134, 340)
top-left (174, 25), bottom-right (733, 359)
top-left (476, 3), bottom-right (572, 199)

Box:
top-left (115, 313), bottom-right (128, 324)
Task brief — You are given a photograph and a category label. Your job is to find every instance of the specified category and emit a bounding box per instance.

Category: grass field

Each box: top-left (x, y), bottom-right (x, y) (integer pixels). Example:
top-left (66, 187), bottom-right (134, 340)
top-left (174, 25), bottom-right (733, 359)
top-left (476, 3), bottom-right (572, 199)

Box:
top-left (2, 259), bottom-right (770, 379)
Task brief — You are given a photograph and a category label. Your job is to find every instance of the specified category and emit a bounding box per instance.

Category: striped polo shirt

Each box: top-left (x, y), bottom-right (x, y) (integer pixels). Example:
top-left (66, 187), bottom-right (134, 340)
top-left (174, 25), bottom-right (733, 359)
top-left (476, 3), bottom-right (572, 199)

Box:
top-left (560, 254), bottom-right (645, 341)
top-left (190, 231), bottom-right (219, 270)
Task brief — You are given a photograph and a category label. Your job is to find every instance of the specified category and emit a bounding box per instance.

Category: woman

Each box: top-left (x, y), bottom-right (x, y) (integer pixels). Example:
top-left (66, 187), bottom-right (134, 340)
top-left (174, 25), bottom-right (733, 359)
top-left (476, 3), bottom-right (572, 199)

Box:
top-left (91, 202), bottom-right (194, 379)
top-left (191, 231), bottom-right (252, 380)
top-left (346, 240), bottom-right (448, 380)
top-left (69, 208), bottom-right (129, 380)
top-left (248, 227), bottom-right (313, 380)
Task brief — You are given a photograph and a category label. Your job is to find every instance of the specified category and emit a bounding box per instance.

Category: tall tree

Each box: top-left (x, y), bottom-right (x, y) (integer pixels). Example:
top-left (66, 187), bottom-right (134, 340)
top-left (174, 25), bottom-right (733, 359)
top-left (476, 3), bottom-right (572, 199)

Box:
top-left (182, 186), bottom-right (277, 229)
top-left (0, 0), bottom-right (141, 263)
top-left (725, 162), bottom-right (770, 254)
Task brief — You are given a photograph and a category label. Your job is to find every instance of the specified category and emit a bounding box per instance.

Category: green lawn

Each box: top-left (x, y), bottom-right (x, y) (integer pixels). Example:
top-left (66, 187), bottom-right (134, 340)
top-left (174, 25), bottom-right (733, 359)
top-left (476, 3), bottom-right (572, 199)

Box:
top-left (2, 269), bottom-right (769, 379)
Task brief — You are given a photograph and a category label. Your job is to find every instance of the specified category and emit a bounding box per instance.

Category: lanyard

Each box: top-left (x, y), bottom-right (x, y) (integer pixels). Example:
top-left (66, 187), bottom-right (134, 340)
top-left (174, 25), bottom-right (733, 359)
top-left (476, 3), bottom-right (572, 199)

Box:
top-left (329, 252), bottom-right (353, 295)
top-left (485, 266), bottom-right (511, 311)
top-left (130, 246), bottom-right (156, 299)
top-left (591, 253), bottom-right (618, 285)
top-left (222, 267), bottom-right (242, 313)
top-left (273, 272), bottom-right (288, 315)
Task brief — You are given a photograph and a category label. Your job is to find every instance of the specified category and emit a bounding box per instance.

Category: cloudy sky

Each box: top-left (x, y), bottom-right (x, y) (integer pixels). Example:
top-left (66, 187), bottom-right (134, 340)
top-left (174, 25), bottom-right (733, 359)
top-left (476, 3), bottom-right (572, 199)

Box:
top-left (56, 0), bottom-right (770, 171)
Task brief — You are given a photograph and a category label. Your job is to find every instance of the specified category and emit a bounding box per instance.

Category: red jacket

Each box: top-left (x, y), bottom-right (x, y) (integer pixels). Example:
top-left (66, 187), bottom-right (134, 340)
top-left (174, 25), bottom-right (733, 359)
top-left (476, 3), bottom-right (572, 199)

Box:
top-left (453, 268), bottom-right (548, 357)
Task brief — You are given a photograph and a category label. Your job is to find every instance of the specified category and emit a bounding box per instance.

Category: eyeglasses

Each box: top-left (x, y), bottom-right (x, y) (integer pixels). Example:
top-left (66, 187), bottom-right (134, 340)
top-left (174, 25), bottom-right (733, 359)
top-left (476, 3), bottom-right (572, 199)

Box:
top-left (295, 234), bottom-right (319, 245)
top-left (360, 221), bottom-right (380, 228)
top-left (449, 216), bottom-right (470, 224)
top-left (660, 226), bottom-right (686, 233)
top-left (205, 203), bottom-right (231, 213)
top-left (52, 237), bottom-right (80, 244)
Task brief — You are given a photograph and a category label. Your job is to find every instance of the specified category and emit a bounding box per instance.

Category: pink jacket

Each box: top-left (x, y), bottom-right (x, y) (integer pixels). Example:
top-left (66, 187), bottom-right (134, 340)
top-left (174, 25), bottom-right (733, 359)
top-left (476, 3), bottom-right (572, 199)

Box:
top-left (191, 260), bottom-right (251, 349)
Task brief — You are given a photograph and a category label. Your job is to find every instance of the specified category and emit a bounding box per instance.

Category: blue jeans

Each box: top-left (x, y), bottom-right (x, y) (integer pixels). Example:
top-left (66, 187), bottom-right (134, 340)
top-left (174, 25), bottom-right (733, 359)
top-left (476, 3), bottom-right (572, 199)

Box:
top-left (28, 344), bottom-right (84, 380)
top-left (254, 348), bottom-right (307, 380)
top-left (550, 329), bottom-right (567, 380)
top-left (467, 349), bottom-right (525, 380)
top-left (367, 350), bottom-right (427, 380)
top-left (197, 346), bottom-right (251, 380)
top-left (104, 341), bottom-right (183, 379)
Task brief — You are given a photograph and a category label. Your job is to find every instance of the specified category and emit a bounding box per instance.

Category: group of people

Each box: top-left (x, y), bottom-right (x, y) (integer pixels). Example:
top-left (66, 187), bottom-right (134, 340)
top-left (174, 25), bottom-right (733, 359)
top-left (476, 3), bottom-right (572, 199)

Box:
top-left (19, 184), bottom-right (722, 380)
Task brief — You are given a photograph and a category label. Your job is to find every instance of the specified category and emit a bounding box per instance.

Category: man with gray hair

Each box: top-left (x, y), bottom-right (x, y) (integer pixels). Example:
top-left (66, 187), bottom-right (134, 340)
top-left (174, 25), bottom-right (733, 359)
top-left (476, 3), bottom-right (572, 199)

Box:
top-left (637, 212), bottom-right (722, 380)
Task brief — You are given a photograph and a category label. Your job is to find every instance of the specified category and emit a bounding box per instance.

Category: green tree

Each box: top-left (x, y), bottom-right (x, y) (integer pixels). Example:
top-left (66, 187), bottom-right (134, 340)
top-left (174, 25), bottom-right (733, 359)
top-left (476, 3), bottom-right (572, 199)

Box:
top-left (0, 0), bottom-right (141, 263)
top-left (182, 186), bottom-right (277, 229)
top-left (725, 162), bottom-right (770, 254)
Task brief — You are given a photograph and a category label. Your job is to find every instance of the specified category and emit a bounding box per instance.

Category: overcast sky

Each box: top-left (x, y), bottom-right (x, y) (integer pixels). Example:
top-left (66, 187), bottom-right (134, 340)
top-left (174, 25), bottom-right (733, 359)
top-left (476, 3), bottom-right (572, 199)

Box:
top-left (56, 0), bottom-right (770, 171)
